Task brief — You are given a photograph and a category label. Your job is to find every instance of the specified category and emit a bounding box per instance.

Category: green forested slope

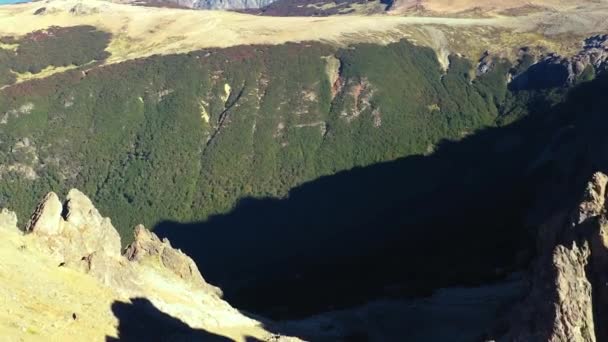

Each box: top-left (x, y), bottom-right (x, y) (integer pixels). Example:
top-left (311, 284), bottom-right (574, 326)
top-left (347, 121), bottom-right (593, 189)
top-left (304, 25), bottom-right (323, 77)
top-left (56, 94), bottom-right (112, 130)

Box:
top-left (0, 26), bottom-right (110, 85)
top-left (0, 38), bottom-right (520, 240)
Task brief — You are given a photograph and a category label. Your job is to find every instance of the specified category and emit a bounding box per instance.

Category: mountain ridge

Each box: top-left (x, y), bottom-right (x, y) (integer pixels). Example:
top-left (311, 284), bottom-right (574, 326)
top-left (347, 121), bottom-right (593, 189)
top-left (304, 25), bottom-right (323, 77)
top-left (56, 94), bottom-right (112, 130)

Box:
top-left (1, 0), bottom-right (606, 86)
top-left (0, 188), bottom-right (293, 340)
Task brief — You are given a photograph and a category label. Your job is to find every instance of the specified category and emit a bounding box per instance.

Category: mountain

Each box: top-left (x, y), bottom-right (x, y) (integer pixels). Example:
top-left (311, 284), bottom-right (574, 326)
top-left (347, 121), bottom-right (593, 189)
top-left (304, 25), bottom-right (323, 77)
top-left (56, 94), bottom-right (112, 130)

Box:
top-left (139, 0), bottom-right (278, 10)
top-left (2, 0), bottom-right (608, 340)
top-left (4, 75), bottom-right (608, 340)
top-left (390, 0), bottom-right (605, 14)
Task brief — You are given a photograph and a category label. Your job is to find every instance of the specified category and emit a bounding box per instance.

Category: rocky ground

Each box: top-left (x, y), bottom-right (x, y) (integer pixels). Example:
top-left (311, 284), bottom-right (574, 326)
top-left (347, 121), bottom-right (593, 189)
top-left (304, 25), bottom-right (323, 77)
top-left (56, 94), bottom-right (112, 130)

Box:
top-left (0, 190), bottom-right (286, 341)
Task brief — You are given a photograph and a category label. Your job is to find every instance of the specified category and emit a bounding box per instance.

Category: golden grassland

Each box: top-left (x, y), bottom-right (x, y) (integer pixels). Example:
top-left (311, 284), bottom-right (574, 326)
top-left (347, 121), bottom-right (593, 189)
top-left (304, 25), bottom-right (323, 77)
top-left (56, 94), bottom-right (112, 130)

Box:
top-left (0, 226), bottom-right (273, 341)
top-left (0, 0), bottom-right (607, 84)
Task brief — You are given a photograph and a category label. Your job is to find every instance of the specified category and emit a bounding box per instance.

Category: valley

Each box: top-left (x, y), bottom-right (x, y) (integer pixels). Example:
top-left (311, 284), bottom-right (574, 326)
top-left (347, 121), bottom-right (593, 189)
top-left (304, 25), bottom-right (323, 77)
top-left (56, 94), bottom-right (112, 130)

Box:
top-left (1, 0), bottom-right (608, 340)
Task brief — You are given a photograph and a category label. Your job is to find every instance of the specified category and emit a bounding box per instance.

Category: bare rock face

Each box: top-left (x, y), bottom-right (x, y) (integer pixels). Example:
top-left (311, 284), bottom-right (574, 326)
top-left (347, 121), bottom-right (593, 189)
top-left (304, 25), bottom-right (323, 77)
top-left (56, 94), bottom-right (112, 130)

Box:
top-left (510, 35), bottom-right (608, 90)
top-left (124, 225), bottom-right (221, 295)
top-left (551, 243), bottom-right (595, 342)
top-left (63, 189), bottom-right (122, 258)
top-left (24, 189), bottom-right (128, 288)
top-left (25, 192), bottom-right (63, 235)
top-left (23, 189), bottom-right (221, 295)
top-left (26, 189), bottom-right (121, 262)
top-left (503, 172), bottom-right (608, 342)
top-left (576, 172), bottom-right (608, 223)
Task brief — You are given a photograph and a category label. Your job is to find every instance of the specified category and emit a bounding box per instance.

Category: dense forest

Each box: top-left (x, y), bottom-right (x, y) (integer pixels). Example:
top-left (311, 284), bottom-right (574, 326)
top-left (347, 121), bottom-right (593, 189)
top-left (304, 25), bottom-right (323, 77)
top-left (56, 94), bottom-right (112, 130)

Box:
top-left (0, 26), bottom-right (110, 85)
top-left (0, 33), bottom-right (538, 240)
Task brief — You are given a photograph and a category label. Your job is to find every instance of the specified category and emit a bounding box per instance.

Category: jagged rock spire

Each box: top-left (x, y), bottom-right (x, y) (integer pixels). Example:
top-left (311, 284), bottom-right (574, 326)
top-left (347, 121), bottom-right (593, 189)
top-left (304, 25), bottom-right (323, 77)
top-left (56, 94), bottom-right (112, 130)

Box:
top-left (25, 192), bottom-right (63, 235)
top-left (25, 189), bottom-right (122, 264)
top-left (504, 172), bottom-right (608, 342)
top-left (22, 189), bottom-right (219, 294)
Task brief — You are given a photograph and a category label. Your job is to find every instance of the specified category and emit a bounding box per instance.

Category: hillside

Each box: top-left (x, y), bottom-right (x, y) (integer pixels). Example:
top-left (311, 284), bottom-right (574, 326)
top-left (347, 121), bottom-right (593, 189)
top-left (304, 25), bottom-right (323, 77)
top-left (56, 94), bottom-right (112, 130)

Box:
top-left (1, 0), bottom-right (607, 84)
top-left (0, 190), bottom-right (280, 341)
top-left (391, 0), bottom-right (605, 14)
top-left (3, 0), bottom-right (608, 340)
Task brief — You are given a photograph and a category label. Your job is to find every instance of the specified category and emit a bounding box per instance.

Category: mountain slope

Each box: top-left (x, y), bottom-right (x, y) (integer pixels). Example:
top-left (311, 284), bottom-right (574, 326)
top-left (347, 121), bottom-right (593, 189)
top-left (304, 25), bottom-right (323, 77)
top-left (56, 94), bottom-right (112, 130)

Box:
top-left (0, 190), bottom-right (282, 341)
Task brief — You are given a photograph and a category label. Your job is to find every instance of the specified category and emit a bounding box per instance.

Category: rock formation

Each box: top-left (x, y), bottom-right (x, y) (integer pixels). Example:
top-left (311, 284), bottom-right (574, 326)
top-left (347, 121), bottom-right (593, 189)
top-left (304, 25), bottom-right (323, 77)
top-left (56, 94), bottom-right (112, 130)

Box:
top-left (124, 224), bottom-right (222, 295)
top-left (22, 188), bottom-right (227, 294)
top-left (0, 189), bottom-right (287, 340)
top-left (503, 172), bottom-right (608, 341)
top-left (24, 189), bottom-right (127, 287)
top-left (25, 192), bottom-right (63, 235)
top-left (509, 35), bottom-right (608, 90)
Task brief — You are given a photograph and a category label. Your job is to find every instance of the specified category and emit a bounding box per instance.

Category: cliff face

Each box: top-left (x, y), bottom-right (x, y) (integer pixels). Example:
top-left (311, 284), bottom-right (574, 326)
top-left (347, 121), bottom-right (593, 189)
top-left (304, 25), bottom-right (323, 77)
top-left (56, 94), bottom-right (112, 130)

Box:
top-left (502, 172), bottom-right (608, 341)
top-left (508, 35), bottom-right (608, 90)
top-left (0, 189), bottom-right (295, 341)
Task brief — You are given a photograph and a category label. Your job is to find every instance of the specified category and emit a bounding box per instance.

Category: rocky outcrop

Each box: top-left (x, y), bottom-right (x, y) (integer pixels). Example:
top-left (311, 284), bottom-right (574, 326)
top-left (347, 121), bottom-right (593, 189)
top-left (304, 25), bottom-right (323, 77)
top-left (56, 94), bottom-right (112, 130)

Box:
top-left (0, 190), bottom-right (299, 341)
top-left (22, 189), bottom-right (222, 295)
top-left (503, 172), bottom-right (608, 341)
top-left (476, 51), bottom-right (494, 76)
top-left (509, 35), bottom-right (608, 90)
top-left (25, 189), bottom-right (122, 268)
top-left (124, 224), bottom-right (222, 295)
top-left (25, 192), bottom-right (63, 235)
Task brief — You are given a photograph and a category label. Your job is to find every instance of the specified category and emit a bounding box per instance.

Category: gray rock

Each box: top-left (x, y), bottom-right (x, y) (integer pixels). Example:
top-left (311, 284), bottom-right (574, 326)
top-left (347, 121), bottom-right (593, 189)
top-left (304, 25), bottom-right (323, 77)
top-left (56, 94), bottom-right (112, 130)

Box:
top-left (24, 189), bottom-right (122, 268)
top-left (124, 225), bottom-right (222, 296)
top-left (64, 188), bottom-right (122, 258)
top-left (25, 192), bottom-right (63, 235)
top-left (502, 172), bottom-right (608, 342)
top-left (510, 35), bottom-right (608, 90)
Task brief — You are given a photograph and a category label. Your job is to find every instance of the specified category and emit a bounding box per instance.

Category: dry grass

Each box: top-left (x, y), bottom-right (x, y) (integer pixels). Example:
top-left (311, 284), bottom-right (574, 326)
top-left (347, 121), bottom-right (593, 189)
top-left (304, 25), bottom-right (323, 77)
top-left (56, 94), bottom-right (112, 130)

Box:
top-left (0, 0), bottom-right (509, 65)
top-left (0, 225), bottom-right (275, 341)
top-left (391, 0), bottom-right (601, 14)
top-left (14, 64), bottom-right (82, 83)
top-left (0, 230), bottom-right (118, 341)
top-left (0, 0), bottom-right (606, 84)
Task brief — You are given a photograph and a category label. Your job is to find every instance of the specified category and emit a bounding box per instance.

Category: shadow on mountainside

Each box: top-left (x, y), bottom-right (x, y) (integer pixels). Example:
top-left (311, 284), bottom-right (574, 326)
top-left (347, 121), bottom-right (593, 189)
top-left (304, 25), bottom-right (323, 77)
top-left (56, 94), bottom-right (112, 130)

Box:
top-left (154, 77), bottom-right (608, 320)
top-left (106, 297), bottom-right (234, 342)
